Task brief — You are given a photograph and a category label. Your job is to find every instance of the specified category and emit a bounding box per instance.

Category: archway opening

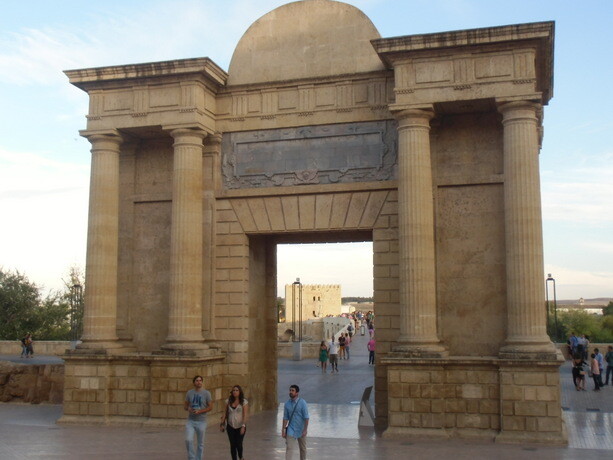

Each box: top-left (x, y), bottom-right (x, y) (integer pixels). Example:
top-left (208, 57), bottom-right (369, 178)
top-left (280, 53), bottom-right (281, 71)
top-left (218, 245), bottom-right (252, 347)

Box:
top-left (275, 240), bottom-right (376, 438)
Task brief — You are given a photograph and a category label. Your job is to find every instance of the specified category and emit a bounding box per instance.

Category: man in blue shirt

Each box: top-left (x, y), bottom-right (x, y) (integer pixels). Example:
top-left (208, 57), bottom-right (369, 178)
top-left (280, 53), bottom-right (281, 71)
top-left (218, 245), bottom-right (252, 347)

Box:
top-left (282, 384), bottom-right (309, 460)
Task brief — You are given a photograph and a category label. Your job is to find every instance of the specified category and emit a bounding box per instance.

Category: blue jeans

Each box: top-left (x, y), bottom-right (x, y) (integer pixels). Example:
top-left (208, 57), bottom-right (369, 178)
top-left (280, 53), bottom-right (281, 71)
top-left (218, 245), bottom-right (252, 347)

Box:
top-left (185, 419), bottom-right (207, 460)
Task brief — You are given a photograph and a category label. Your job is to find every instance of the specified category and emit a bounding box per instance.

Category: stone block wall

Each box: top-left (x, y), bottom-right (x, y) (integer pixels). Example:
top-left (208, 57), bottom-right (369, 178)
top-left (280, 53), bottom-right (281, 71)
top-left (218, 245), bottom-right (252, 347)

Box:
top-left (0, 361), bottom-right (64, 403)
top-left (383, 357), bottom-right (565, 443)
top-left (60, 354), bottom-right (225, 426)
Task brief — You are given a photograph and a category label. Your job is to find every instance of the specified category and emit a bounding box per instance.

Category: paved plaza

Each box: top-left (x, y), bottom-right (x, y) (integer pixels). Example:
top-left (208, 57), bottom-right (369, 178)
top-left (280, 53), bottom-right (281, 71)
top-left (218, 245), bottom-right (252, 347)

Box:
top-left (1, 334), bottom-right (612, 459)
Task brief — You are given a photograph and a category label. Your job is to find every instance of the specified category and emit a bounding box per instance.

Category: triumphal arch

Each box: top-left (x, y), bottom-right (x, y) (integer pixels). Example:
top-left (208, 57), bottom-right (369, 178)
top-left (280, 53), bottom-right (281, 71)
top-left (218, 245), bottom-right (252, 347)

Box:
top-left (60, 0), bottom-right (563, 444)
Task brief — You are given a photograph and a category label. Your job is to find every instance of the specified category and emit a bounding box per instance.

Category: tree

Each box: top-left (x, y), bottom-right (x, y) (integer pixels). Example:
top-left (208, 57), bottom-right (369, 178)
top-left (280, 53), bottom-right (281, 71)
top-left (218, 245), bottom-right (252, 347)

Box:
top-left (603, 301), bottom-right (613, 316)
top-left (0, 268), bottom-right (42, 339)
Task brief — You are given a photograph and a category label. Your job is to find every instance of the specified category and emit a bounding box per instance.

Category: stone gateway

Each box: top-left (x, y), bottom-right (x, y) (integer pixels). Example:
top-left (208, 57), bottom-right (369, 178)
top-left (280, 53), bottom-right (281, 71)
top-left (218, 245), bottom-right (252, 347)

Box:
top-left (60, 0), bottom-right (564, 444)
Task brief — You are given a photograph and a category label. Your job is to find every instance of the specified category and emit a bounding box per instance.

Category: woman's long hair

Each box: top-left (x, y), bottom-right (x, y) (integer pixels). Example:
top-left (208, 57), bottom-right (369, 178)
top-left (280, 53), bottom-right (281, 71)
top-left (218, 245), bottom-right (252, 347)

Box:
top-left (229, 385), bottom-right (245, 405)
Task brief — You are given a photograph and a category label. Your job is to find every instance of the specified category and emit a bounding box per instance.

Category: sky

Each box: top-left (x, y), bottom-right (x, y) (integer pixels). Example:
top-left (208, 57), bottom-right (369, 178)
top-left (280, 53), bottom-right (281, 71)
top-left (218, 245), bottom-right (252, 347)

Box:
top-left (0, 0), bottom-right (611, 300)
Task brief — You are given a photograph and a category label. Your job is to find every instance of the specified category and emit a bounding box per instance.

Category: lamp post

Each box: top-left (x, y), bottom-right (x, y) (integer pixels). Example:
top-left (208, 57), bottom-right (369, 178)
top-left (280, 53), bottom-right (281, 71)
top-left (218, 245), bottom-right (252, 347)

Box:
top-left (292, 278), bottom-right (303, 360)
top-left (545, 274), bottom-right (558, 341)
top-left (70, 283), bottom-right (83, 348)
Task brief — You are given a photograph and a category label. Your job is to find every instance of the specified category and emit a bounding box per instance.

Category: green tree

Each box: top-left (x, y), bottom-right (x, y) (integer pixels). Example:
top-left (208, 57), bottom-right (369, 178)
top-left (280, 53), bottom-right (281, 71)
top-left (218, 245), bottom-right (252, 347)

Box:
top-left (603, 301), bottom-right (613, 316)
top-left (31, 293), bottom-right (71, 340)
top-left (0, 268), bottom-right (41, 339)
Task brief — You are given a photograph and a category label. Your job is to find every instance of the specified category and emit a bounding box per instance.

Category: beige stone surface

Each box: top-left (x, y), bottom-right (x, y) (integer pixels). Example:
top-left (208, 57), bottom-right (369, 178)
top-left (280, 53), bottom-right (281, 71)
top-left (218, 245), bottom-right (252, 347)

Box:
top-left (63, 0), bottom-right (560, 444)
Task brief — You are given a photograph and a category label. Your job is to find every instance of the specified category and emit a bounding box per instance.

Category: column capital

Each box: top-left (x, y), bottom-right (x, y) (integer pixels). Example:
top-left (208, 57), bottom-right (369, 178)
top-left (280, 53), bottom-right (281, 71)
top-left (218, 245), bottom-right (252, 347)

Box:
top-left (80, 130), bottom-right (123, 147)
top-left (390, 104), bottom-right (435, 120)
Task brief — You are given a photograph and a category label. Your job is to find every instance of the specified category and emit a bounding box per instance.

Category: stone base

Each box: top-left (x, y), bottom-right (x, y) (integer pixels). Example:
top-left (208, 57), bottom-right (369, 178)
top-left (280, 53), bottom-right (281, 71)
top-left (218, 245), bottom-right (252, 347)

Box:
top-left (381, 355), bottom-right (567, 445)
top-left (61, 351), bottom-right (225, 426)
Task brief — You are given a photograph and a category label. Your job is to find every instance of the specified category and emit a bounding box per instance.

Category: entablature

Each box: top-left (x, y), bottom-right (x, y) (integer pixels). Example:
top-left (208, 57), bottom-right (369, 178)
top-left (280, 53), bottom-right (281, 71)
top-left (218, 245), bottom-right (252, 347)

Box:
top-left (372, 21), bottom-right (554, 108)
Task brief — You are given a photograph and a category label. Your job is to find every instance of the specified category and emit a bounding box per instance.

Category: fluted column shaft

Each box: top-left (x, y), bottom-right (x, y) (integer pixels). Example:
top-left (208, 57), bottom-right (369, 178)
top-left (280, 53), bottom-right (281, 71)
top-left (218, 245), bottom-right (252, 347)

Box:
top-left (164, 128), bottom-right (207, 348)
top-left (394, 109), bottom-right (446, 355)
top-left (499, 101), bottom-right (552, 353)
top-left (81, 133), bottom-right (122, 348)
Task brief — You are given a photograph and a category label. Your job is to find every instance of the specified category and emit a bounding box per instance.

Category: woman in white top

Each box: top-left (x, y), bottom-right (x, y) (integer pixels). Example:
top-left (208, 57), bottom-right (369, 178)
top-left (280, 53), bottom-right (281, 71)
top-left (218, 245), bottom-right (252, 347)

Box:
top-left (220, 385), bottom-right (249, 460)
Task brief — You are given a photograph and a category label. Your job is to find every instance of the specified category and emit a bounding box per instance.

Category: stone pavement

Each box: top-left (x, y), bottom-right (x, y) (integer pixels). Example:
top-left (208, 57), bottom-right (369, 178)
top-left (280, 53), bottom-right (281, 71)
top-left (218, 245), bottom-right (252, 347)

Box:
top-left (1, 336), bottom-right (612, 459)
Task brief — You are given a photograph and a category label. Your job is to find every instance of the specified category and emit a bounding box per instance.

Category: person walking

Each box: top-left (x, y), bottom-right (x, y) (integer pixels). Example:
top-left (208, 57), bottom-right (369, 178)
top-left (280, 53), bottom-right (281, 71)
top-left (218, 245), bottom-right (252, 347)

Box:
top-left (604, 345), bottom-right (613, 385)
top-left (594, 348), bottom-right (605, 388)
top-left (344, 332), bottom-right (351, 359)
top-left (184, 375), bottom-right (213, 460)
top-left (19, 334), bottom-right (28, 358)
top-left (24, 334), bottom-right (34, 358)
top-left (590, 353), bottom-right (602, 391)
top-left (318, 341), bottom-right (328, 374)
top-left (338, 333), bottom-right (346, 360)
top-left (282, 384), bottom-right (309, 460)
top-left (367, 336), bottom-right (376, 365)
top-left (220, 385), bottom-right (248, 460)
top-left (327, 336), bottom-right (339, 373)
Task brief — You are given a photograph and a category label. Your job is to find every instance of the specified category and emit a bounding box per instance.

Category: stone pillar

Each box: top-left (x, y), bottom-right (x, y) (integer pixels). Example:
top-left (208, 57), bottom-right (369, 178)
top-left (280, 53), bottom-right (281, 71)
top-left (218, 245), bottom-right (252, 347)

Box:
top-left (162, 128), bottom-right (208, 350)
top-left (201, 134), bottom-right (221, 342)
top-left (498, 101), bottom-right (555, 356)
top-left (393, 108), bottom-right (446, 357)
top-left (79, 132), bottom-right (123, 350)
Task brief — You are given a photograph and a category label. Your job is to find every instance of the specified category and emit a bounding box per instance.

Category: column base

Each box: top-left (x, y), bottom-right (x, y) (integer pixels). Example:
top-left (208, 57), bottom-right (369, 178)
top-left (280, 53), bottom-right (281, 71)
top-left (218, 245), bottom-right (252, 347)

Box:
top-left (157, 341), bottom-right (211, 357)
top-left (71, 340), bottom-right (135, 355)
top-left (391, 342), bottom-right (449, 358)
top-left (498, 340), bottom-right (561, 360)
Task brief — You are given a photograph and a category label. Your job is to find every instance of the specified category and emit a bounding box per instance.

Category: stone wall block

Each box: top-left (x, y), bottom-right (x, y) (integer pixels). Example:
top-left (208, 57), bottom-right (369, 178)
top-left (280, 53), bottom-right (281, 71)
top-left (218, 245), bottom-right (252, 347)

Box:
top-left (514, 401), bottom-right (547, 417)
top-left (502, 416), bottom-right (526, 431)
top-left (466, 400), bottom-right (479, 414)
top-left (514, 372), bottom-right (546, 386)
top-left (537, 416), bottom-right (561, 432)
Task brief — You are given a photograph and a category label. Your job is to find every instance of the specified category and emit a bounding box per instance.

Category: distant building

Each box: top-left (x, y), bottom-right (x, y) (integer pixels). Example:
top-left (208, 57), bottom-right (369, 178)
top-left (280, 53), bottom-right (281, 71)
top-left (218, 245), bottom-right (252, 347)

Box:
top-left (284, 284), bottom-right (341, 322)
top-left (557, 298), bottom-right (609, 315)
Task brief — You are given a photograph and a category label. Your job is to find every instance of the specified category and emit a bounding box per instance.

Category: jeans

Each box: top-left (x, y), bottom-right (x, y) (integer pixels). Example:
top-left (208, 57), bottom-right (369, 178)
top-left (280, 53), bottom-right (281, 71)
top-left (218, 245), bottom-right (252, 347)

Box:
top-left (369, 350), bottom-right (375, 365)
top-left (606, 366), bottom-right (613, 384)
top-left (226, 425), bottom-right (245, 460)
top-left (185, 419), bottom-right (207, 460)
top-left (286, 435), bottom-right (307, 460)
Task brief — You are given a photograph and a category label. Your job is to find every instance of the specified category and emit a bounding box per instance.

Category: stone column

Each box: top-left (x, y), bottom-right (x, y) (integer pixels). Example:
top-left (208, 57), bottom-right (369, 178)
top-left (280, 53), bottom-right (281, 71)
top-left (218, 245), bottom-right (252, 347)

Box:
top-left (498, 101), bottom-right (554, 356)
top-left (79, 132), bottom-right (123, 350)
top-left (202, 133), bottom-right (222, 342)
top-left (393, 108), bottom-right (446, 356)
top-left (162, 128), bottom-right (208, 350)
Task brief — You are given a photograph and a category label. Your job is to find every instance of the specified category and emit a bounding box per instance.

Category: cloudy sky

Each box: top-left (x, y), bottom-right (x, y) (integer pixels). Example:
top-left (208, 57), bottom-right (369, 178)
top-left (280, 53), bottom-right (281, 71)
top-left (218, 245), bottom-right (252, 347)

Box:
top-left (0, 0), bottom-right (611, 300)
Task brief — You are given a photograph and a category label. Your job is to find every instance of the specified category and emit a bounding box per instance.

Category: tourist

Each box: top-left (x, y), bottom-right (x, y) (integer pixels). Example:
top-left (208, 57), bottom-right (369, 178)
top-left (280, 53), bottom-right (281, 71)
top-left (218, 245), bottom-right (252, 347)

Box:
top-left (580, 334), bottom-right (589, 360)
top-left (572, 351), bottom-right (586, 391)
top-left (344, 332), bottom-right (351, 359)
top-left (590, 353), bottom-right (602, 391)
top-left (220, 385), bottom-right (249, 460)
top-left (19, 334), bottom-right (28, 358)
top-left (594, 348), bottom-right (605, 387)
top-left (347, 322), bottom-right (354, 338)
top-left (282, 384), bottom-right (309, 460)
top-left (328, 336), bottom-right (339, 373)
top-left (184, 375), bottom-right (213, 460)
top-left (24, 334), bottom-right (34, 358)
top-left (569, 332), bottom-right (579, 355)
top-left (338, 333), bottom-right (346, 359)
top-left (604, 345), bottom-right (613, 385)
top-left (318, 341), bottom-right (329, 374)
top-left (367, 336), bottom-right (376, 365)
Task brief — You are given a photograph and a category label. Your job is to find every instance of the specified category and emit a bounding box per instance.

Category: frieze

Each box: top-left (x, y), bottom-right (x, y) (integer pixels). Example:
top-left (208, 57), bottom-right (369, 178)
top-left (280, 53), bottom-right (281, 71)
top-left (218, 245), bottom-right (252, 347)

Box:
top-left (221, 121), bottom-right (397, 189)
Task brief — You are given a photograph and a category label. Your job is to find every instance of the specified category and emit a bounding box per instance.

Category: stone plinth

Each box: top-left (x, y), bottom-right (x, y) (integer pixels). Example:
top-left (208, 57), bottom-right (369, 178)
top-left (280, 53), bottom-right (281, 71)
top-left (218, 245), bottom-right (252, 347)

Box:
top-left (58, 352), bottom-right (224, 426)
top-left (382, 356), bottom-right (566, 444)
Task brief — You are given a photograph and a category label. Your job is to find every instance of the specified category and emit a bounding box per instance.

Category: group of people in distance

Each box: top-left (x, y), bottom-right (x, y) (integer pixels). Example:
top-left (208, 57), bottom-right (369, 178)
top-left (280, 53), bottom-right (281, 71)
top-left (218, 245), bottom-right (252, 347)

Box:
top-left (568, 332), bottom-right (613, 391)
top-left (19, 333), bottom-right (34, 358)
top-left (317, 314), bottom-right (376, 373)
top-left (185, 376), bottom-right (309, 460)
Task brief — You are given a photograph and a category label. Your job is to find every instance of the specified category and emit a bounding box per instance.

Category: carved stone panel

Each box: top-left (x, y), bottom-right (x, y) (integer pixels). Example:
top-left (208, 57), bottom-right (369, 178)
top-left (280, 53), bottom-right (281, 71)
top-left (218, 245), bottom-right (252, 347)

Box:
top-left (221, 121), bottom-right (397, 189)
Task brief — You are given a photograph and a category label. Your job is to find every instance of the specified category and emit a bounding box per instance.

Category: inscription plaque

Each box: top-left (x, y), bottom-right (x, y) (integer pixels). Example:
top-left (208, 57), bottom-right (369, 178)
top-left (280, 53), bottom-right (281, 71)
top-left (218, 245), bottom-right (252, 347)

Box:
top-left (222, 121), bottom-right (397, 188)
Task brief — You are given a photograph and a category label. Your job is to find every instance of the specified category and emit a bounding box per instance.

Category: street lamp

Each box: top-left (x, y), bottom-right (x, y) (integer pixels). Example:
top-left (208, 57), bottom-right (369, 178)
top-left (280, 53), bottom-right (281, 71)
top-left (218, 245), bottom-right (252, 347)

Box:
top-left (292, 278), bottom-right (303, 342)
top-left (545, 274), bottom-right (558, 341)
top-left (70, 283), bottom-right (83, 347)
top-left (291, 278), bottom-right (303, 361)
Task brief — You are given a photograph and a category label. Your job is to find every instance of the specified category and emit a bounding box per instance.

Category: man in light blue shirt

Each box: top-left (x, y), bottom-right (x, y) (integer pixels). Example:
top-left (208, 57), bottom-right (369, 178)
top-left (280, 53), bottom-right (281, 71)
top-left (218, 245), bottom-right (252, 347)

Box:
top-left (282, 384), bottom-right (309, 460)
